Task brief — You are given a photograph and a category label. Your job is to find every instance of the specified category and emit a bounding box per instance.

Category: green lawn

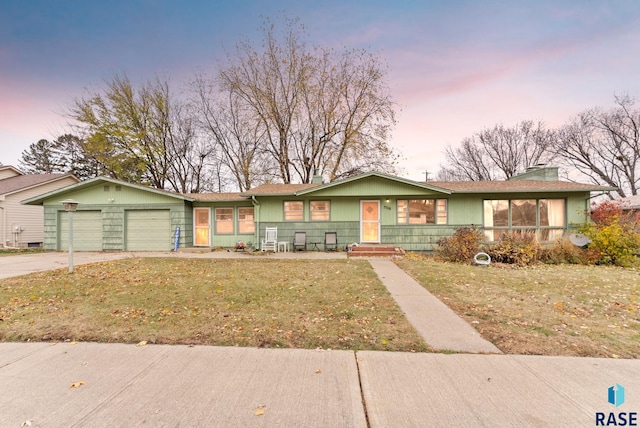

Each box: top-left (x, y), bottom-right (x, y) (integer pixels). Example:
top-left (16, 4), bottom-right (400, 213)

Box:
top-left (397, 256), bottom-right (640, 358)
top-left (0, 257), bottom-right (429, 352)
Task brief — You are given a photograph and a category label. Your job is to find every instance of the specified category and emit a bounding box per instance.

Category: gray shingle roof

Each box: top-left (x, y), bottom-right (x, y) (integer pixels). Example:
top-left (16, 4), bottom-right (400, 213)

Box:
top-left (0, 174), bottom-right (75, 196)
top-left (185, 192), bottom-right (247, 202)
top-left (242, 183), bottom-right (321, 196)
top-left (426, 180), bottom-right (615, 193)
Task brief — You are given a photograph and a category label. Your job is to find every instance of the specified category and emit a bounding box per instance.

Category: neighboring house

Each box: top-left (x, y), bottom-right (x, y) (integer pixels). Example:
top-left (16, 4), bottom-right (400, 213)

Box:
top-left (0, 165), bottom-right (79, 248)
top-left (618, 195), bottom-right (640, 211)
top-left (22, 166), bottom-right (614, 252)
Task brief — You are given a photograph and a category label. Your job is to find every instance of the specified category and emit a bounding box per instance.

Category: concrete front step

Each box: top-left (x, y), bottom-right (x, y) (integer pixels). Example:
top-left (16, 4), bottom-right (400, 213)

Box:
top-left (348, 245), bottom-right (405, 258)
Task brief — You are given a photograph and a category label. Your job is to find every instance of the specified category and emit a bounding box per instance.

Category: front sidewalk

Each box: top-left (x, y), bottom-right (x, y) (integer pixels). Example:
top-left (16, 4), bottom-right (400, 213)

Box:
top-left (1, 342), bottom-right (638, 427)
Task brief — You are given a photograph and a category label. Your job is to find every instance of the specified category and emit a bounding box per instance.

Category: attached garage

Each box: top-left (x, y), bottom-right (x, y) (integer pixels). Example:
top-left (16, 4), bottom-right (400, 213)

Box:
top-left (59, 210), bottom-right (103, 251)
top-left (125, 210), bottom-right (172, 251)
top-left (23, 177), bottom-right (193, 252)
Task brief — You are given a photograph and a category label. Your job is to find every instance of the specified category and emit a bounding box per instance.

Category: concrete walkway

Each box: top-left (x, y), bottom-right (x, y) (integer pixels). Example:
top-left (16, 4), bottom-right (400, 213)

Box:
top-left (368, 259), bottom-right (501, 353)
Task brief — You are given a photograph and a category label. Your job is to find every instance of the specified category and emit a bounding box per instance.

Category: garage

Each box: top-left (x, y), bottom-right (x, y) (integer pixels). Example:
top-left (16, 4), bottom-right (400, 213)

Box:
top-left (125, 210), bottom-right (172, 251)
top-left (59, 210), bottom-right (103, 251)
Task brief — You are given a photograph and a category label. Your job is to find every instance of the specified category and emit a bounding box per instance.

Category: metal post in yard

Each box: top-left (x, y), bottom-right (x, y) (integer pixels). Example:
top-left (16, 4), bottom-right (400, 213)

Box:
top-left (62, 199), bottom-right (79, 273)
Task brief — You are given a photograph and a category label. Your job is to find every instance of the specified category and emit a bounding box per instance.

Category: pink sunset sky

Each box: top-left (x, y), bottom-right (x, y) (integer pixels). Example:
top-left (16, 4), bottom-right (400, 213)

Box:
top-left (1, 0), bottom-right (639, 182)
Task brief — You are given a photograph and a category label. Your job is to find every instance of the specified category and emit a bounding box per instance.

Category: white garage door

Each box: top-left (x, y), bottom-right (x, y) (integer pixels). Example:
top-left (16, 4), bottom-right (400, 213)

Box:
top-left (59, 211), bottom-right (103, 251)
top-left (125, 210), bottom-right (172, 251)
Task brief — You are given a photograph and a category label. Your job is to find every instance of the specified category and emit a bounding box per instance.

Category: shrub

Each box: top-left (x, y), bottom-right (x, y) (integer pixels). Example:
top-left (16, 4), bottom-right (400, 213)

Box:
top-left (580, 201), bottom-right (640, 267)
top-left (539, 237), bottom-right (601, 265)
top-left (436, 227), bottom-right (484, 263)
top-left (486, 231), bottom-right (541, 266)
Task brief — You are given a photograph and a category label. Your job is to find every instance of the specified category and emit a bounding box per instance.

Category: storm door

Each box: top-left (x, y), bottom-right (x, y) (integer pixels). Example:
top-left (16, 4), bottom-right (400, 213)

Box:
top-left (360, 200), bottom-right (380, 243)
top-left (194, 207), bottom-right (211, 246)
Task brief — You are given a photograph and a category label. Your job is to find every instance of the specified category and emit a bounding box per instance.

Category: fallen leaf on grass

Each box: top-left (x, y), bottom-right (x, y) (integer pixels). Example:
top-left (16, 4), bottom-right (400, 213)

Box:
top-left (70, 381), bottom-right (85, 388)
top-left (136, 341), bottom-right (147, 347)
top-left (254, 405), bottom-right (266, 416)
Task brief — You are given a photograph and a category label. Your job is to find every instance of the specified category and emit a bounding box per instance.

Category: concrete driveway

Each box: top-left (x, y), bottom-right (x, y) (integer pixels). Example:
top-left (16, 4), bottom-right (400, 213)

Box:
top-left (0, 251), bottom-right (134, 279)
top-left (0, 250), bottom-right (347, 280)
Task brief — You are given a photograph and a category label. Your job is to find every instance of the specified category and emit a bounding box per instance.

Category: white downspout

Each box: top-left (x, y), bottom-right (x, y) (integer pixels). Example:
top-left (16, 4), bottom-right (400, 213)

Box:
top-left (252, 196), bottom-right (260, 251)
top-left (0, 206), bottom-right (5, 248)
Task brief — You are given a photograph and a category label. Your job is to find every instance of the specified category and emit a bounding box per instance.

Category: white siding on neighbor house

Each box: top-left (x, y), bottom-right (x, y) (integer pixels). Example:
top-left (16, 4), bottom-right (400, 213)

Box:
top-left (1, 177), bottom-right (78, 247)
top-left (0, 168), bottom-right (21, 180)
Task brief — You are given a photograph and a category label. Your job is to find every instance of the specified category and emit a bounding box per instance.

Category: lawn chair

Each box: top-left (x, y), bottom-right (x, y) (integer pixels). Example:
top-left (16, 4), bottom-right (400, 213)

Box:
top-left (324, 232), bottom-right (338, 251)
top-left (293, 231), bottom-right (306, 251)
top-left (261, 227), bottom-right (277, 251)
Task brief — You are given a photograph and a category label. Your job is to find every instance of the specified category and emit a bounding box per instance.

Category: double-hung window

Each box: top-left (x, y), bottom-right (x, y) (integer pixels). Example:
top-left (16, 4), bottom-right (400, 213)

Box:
top-left (238, 207), bottom-right (255, 234)
top-left (310, 201), bottom-right (330, 221)
top-left (215, 208), bottom-right (234, 234)
top-left (284, 201), bottom-right (304, 221)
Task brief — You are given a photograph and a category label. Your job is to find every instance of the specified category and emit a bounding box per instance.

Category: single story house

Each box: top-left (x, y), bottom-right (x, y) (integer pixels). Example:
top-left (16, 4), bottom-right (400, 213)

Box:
top-left (22, 166), bottom-right (614, 252)
top-left (0, 165), bottom-right (78, 248)
top-left (618, 195), bottom-right (640, 212)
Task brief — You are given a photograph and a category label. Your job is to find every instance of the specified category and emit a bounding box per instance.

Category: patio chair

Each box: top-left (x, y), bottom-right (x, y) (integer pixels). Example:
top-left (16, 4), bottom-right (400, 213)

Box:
top-left (261, 227), bottom-right (277, 251)
top-left (293, 231), bottom-right (306, 251)
top-left (324, 232), bottom-right (338, 251)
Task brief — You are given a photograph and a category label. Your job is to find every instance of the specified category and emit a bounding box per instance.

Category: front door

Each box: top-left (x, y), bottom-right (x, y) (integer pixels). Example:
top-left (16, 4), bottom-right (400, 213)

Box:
top-left (194, 208), bottom-right (211, 246)
top-left (360, 200), bottom-right (380, 243)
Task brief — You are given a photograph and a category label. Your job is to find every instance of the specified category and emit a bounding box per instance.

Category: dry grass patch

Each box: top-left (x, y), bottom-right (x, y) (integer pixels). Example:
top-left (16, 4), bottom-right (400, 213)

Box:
top-left (397, 257), bottom-right (640, 358)
top-left (0, 257), bottom-right (429, 352)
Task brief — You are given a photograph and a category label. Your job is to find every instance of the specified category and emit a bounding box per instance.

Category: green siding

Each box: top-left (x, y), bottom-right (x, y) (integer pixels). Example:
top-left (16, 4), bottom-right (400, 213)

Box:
top-left (102, 206), bottom-right (124, 251)
top-left (42, 182), bottom-right (181, 206)
top-left (192, 202), bottom-right (257, 248)
top-left (44, 203), bottom-right (190, 251)
top-left (567, 194), bottom-right (589, 226)
top-left (447, 198), bottom-right (482, 224)
top-left (304, 176), bottom-right (447, 198)
top-left (35, 175), bottom-right (597, 252)
top-left (383, 225), bottom-right (459, 251)
top-left (256, 221), bottom-right (358, 250)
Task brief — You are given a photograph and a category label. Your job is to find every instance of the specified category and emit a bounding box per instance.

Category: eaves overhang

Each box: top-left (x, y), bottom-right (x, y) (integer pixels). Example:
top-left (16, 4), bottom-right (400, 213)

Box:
top-left (21, 176), bottom-right (195, 205)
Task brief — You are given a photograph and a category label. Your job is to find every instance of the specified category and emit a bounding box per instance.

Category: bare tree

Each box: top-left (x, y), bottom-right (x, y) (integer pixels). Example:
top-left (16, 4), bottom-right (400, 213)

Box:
top-left (555, 95), bottom-right (640, 198)
top-left (438, 120), bottom-right (555, 180)
top-left (192, 75), bottom-right (269, 191)
top-left (309, 48), bottom-right (398, 181)
top-left (166, 102), bottom-right (220, 193)
top-left (439, 138), bottom-right (494, 181)
top-left (206, 16), bottom-right (398, 185)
